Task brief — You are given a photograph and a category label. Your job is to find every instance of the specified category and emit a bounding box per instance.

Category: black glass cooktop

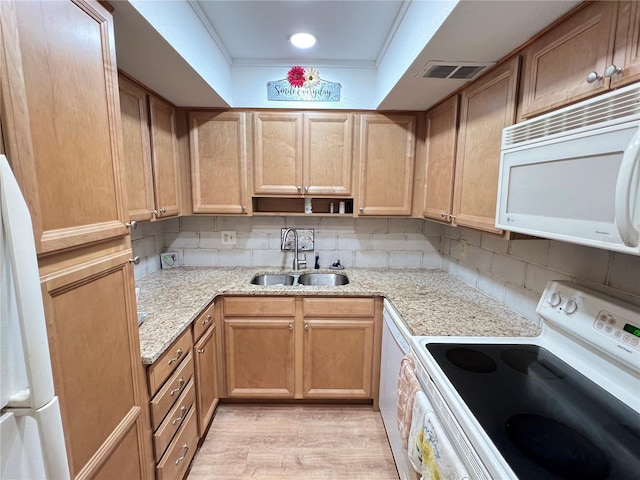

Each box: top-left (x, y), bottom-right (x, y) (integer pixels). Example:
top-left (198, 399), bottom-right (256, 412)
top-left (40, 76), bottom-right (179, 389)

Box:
top-left (427, 343), bottom-right (640, 480)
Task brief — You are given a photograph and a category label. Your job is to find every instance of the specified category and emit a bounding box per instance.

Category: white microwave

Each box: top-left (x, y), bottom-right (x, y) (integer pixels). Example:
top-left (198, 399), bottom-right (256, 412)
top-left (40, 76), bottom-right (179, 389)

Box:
top-left (496, 83), bottom-right (640, 256)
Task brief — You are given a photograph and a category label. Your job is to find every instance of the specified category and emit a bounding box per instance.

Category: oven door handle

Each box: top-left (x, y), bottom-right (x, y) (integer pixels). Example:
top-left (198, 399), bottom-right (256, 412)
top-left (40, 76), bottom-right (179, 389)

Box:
top-left (615, 127), bottom-right (640, 247)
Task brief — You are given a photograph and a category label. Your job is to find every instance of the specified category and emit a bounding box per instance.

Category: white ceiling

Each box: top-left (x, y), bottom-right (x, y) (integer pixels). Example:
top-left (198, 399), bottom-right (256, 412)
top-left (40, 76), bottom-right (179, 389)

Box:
top-left (113, 0), bottom-right (581, 111)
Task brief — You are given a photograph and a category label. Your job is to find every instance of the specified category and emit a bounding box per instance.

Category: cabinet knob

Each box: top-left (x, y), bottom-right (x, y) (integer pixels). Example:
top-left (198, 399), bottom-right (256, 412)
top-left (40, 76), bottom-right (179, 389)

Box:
top-left (304, 323), bottom-right (309, 331)
top-left (604, 64), bottom-right (622, 78)
top-left (586, 71), bottom-right (602, 84)
top-left (125, 220), bottom-right (137, 229)
top-left (241, 205), bottom-right (246, 212)
top-left (151, 209), bottom-right (158, 217)
top-left (288, 323), bottom-right (294, 330)
top-left (197, 348), bottom-right (205, 354)
top-left (128, 256), bottom-right (140, 265)
top-left (297, 186), bottom-right (302, 192)
top-left (304, 186), bottom-right (309, 193)
top-left (440, 212), bottom-right (446, 218)
top-left (160, 208), bottom-right (166, 214)
top-left (359, 207), bottom-right (364, 213)
top-left (448, 214), bottom-right (455, 222)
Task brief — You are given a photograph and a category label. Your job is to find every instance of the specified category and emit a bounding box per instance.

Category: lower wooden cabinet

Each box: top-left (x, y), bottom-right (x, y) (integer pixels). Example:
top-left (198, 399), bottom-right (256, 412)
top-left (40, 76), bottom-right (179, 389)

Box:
top-left (194, 321), bottom-right (219, 435)
top-left (223, 296), bottom-right (379, 400)
top-left (155, 407), bottom-right (198, 480)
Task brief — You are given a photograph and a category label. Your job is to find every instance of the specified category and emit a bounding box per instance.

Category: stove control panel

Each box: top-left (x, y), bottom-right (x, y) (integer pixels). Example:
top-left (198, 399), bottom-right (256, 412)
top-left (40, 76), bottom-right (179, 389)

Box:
top-left (538, 281), bottom-right (640, 372)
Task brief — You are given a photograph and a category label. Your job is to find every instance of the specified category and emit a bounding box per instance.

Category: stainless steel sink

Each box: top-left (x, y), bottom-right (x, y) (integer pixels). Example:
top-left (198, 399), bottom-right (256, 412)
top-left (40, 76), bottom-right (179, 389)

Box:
top-left (297, 273), bottom-right (349, 286)
top-left (250, 274), bottom-right (296, 286)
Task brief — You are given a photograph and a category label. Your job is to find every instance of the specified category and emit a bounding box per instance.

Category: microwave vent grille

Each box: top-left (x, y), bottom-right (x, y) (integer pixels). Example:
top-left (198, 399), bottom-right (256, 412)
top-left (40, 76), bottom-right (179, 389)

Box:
top-left (503, 84), bottom-right (640, 147)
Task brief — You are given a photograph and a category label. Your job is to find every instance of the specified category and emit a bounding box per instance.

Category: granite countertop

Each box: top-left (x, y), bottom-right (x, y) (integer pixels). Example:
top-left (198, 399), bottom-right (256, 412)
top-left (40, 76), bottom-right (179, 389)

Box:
top-left (136, 267), bottom-right (541, 364)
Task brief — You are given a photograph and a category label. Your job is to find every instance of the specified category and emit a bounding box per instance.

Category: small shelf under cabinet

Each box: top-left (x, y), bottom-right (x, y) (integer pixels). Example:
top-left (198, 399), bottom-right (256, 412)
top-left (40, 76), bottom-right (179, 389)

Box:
top-left (251, 197), bottom-right (354, 216)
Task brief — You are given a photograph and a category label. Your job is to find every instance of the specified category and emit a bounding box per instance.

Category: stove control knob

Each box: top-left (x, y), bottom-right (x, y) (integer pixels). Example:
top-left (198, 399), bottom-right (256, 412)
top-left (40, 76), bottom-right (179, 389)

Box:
top-left (564, 299), bottom-right (578, 314)
top-left (549, 292), bottom-right (562, 307)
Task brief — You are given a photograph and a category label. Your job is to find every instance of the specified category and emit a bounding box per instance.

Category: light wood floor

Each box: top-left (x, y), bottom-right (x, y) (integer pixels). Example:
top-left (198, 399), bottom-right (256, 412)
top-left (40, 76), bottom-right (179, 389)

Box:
top-left (188, 404), bottom-right (399, 480)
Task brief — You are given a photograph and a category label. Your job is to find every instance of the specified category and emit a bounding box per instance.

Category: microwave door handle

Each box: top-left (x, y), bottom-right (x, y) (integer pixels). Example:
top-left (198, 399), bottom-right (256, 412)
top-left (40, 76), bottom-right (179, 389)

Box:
top-left (615, 128), bottom-right (640, 247)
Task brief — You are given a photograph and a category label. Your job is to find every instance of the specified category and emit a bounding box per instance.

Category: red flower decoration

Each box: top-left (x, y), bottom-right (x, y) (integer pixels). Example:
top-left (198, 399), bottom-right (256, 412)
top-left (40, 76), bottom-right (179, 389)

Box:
top-left (287, 66), bottom-right (305, 87)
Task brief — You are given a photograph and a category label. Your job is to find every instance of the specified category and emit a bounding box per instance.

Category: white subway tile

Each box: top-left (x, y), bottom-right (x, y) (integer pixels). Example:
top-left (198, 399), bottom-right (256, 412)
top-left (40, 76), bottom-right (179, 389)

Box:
top-left (314, 234), bottom-right (337, 250)
top-left (524, 264), bottom-right (572, 295)
top-left (477, 272), bottom-right (507, 303)
top-left (449, 239), bottom-right (464, 260)
top-left (319, 217), bottom-right (356, 234)
top-left (460, 228), bottom-right (482, 246)
top-left (165, 231), bottom-right (198, 249)
top-left (183, 249), bottom-right (218, 266)
top-left (573, 278), bottom-right (640, 309)
top-left (441, 237), bottom-right (451, 256)
top-left (422, 220), bottom-right (444, 235)
top-left (389, 252), bottom-right (423, 269)
top-left (133, 261), bottom-right (147, 280)
top-left (509, 239), bottom-right (550, 266)
top-left (467, 245), bottom-right (493, 272)
top-left (268, 234), bottom-right (285, 250)
top-left (423, 235), bottom-right (442, 253)
top-left (252, 216), bottom-right (286, 230)
top-left (355, 251), bottom-right (389, 268)
top-left (456, 264), bottom-right (479, 288)
top-left (504, 286), bottom-right (540, 323)
top-left (236, 232), bottom-right (269, 250)
top-left (491, 254), bottom-right (526, 286)
top-left (406, 234), bottom-right (430, 252)
top-left (130, 224), bottom-right (144, 240)
top-left (142, 220), bottom-right (165, 236)
top-left (161, 217), bottom-right (180, 233)
top-left (180, 216), bottom-right (216, 232)
top-left (154, 233), bottom-right (164, 254)
top-left (146, 253), bottom-right (162, 275)
top-left (609, 253), bottom-right (640, 296)
top-left (217, 216), bottom-right (252, 232)
top-left (441, 257), bottom-right (458, 276)
top-left (548, 241), bottom-right (610, 284)
top-left (422, 252), bottom-right (441, 269)
top-left (371, 234), bottom-right (405, 251)
top-left (252, 249), bottom-right (288, 268)
top-left (132, 236), bottom-right (156, 258)
top-left (218, 249), bottom-right (252, 267)
top-left (286, 217), bottom-right (321, 228)
top-left (389, 218), bottom-right (423, 234)
top-left (199, 232), bottom-right (223, 249)
top-left (322, 251), bottom-right (354, 268)
top-left (480, 233), bottom-right (509, 254)
top-left (337, 234), bottom-right (370, 251)
top-left (442, 224), bottom-right (460, 240)
top-left (355, 218), bottom-right (389, 234)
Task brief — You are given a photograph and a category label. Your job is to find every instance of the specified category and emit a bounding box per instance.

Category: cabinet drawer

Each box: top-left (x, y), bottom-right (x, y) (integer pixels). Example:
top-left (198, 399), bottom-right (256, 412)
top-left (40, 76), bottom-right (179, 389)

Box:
top-left (156, 407), bottom-right (198, 480)
top-left (224, 296), bottom-right (296, 317)
top-left (303, 297), bottom-right (375, 318)
top-left (148, 329), bottom-right (193, 396)
top-left (153, 378), bottom-right (195, 460)
top-left (192, 301), bottom-right (215, 342)
top-left (151, 352), bottom-right (194, 429)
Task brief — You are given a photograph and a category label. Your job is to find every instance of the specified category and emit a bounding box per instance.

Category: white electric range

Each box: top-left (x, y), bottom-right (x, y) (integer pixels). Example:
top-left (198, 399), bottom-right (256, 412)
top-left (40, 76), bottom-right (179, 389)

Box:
top-left (410, 281), bottom-right (640, 479)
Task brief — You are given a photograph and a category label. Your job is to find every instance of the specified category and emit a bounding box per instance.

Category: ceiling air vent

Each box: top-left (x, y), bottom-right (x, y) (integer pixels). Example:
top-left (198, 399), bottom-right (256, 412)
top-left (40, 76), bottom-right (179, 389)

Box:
top-left (419, 61), bottom-right (495, 80)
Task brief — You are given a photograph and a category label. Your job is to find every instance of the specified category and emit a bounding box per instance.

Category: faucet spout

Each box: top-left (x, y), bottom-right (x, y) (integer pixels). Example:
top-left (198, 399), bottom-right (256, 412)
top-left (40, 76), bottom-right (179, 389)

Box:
top-left (283, 228), bottom-right (307, 271)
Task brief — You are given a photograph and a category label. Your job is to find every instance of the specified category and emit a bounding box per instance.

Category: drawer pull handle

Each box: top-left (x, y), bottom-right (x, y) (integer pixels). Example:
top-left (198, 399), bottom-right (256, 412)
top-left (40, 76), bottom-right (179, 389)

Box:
top-left (170, 378), bottom-right (185, 396)
top-left (175, 444), bottom-right (189, 465)
top-left (202, 315), bottom-right (212, 325)
top-left (197, 348), bottom-right (205, 354)
top-left (172, 406), bottom-right (187, 425)
top-left (167, 348), bottom-right (183, 365)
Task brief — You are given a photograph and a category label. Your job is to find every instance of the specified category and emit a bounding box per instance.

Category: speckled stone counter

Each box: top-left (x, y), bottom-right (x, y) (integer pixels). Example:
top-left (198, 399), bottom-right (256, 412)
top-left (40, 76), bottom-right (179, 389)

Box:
top-left (136, 267), bottom-right (541, 364)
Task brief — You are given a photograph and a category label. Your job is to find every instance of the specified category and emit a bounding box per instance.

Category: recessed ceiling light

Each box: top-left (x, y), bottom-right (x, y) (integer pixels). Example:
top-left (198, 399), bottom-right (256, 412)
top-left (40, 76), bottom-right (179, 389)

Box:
top-left (290, 32), bottom-right (316, 49)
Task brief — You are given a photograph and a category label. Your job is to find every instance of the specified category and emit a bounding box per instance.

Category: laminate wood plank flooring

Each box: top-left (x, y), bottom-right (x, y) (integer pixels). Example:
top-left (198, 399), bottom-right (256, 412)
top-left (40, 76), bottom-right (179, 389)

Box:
top-left (188, 404), bottom-right (399, 480)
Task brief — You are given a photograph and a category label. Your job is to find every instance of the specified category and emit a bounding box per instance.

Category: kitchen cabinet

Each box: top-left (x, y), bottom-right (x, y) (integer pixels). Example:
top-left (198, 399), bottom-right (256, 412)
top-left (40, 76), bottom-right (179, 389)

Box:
top-left (423, 95), bottom-right (459, 223)
top-left (357, 113), bottom-right (416, 216)
top-left (452, 56), bottom-right (520, 234)
top-left (253, 112), bottom-right (353, 196)
top-left (520, 2), bottom-right (618, 118)
top-left (0, 0), bottom-right (130, 255)
top-left (193, 303), bottom-right (219, 436)
top-left (223, 296), bottom-right (378, 400)
top-left (611, 0), bottom-right (640, 88)
top-left (189, 111), bottom-right (249, 214)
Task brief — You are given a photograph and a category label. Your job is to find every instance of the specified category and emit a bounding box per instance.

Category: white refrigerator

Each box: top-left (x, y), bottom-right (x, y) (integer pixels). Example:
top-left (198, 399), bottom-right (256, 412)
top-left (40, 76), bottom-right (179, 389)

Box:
top-left (0, 155), bottom-right (70, 479)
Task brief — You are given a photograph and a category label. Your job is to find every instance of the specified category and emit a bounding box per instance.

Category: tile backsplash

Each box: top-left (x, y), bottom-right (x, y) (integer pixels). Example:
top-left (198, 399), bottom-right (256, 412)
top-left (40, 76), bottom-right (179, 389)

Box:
top-left (132, 216), bottom-right (640, 322)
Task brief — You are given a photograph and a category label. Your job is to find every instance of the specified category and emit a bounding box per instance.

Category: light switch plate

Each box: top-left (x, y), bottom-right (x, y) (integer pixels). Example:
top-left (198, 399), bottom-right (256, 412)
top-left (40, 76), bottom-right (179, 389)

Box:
top-left (221, 231), bottom-right (236, 245)
top-left (160, 252), bottom-right (178, 269)
top-left (281, 229), bottom-right (314, 251)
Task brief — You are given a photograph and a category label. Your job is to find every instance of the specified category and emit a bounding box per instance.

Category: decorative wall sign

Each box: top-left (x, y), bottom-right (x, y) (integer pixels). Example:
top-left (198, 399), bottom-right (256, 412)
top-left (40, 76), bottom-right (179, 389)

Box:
top-left (267, 66), bottom-right (341, 102)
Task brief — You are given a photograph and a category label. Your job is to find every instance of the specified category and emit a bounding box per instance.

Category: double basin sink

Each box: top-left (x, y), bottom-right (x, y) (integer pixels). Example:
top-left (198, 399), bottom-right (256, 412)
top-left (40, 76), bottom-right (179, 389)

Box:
top-left (250, 272), bottom-right (349, 287)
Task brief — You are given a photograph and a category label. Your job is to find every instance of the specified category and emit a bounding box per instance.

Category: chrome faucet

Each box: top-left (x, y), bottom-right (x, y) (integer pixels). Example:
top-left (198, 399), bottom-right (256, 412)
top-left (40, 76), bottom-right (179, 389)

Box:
top-left (283, 228), bottom-right (307, 270)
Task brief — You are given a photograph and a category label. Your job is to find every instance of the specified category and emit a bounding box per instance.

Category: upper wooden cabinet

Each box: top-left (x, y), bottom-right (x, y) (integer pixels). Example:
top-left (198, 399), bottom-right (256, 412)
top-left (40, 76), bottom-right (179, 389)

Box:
top-left (611, 0), bottom-right (640, 88)
top-left (453, 56), bottom-right (520, 234)
top-left (118, 78), bottom-right (181, 221)
top-left (0, 0), bottom-right (129, 255)
top-left (253, 112), bottom-right (353, 196)
top-left (189, 111), bottom-right (248, 214)
top-left (149, 95), bottom-right (181, 219)
top-left (357, 114), bottom-right (416, 216)
top-left (423, 96), bottom-right (459, 223)
top-left (520, 1), bottom-right (618, 118)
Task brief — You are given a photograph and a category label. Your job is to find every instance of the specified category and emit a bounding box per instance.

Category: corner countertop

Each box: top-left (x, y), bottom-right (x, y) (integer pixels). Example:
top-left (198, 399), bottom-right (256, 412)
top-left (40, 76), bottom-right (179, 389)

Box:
top-left (136, 267), bottom-right (541, 364)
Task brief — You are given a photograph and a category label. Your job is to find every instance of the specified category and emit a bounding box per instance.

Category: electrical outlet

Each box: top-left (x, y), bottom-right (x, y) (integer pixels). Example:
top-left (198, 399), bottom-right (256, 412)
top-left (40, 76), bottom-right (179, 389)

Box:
top-left (460, 239), bottom-right (468, 257)
top-left (221, 231), bottom-right (236, 245)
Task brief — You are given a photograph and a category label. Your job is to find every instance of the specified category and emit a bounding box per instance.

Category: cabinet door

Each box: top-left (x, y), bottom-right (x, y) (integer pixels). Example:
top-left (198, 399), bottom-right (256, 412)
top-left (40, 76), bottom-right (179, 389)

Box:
top-left (303, 319), bottom-right (374, 399)
top-left (253, 112), bottom-right (303, 195)
top-left (453, 57), bottom-right (520, 234)
top-left (423, 96), bottom-right (458, 222)
top-left (303, 113), bottom-right (353, 196)
top-left (149, 95), bottom-right (180, 218)
top-left (357, 114), bottom-right (416, 216)
top-left (41, 250), bottom-right (152, 479)
top-left (0, 0), bottom-right (129, 254)
top-left (520, 2), bottom-right (617, 118)
top-left (224, 318), bottom-right (295, 398)
top-left (189, 111), bottom-right (248, 214)
top-left (194, 324), bottom-right (218, 436)
top-left (611, 0), bottom-right (640, 88)
top-left (118, 75), bottom-right (155, 222)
